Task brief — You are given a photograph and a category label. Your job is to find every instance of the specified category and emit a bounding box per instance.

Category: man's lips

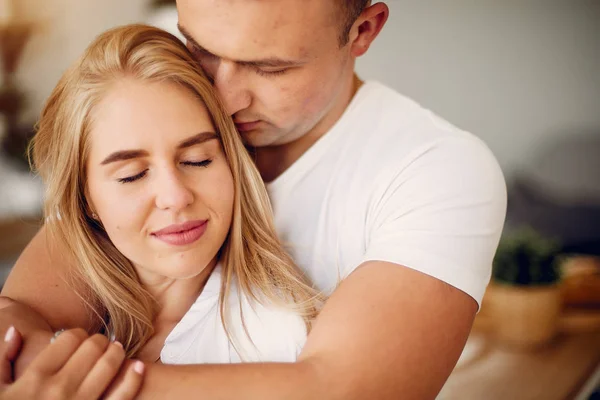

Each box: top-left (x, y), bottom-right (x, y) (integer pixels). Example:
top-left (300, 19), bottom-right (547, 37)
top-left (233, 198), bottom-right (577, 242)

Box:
top-left (234, 121), bottom-right (261, 132)
top-left (151, 220), bottom-right (208, 246)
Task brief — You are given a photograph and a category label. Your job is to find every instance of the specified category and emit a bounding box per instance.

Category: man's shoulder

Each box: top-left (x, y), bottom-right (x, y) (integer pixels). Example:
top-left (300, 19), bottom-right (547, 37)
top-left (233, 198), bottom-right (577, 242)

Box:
top-left (351, 80), bottom-right (419, 120)
top-left (343, 81), bottom-right (495, 170)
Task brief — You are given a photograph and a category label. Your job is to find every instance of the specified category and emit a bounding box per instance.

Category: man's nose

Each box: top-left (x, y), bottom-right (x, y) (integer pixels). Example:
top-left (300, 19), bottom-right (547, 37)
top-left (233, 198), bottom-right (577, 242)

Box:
top-left (212, 61), bottom-right (252, 116)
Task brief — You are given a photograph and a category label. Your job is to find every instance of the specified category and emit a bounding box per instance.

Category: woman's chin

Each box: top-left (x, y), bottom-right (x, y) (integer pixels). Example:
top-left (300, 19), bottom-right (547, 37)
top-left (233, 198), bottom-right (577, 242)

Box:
top-left (161, 254), bottom-right (217, 280)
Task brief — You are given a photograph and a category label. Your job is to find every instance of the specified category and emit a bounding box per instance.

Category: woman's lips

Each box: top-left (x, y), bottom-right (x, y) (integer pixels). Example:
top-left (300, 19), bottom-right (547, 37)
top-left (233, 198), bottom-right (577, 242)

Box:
top-left (151, 220), bottom-right (208, 246)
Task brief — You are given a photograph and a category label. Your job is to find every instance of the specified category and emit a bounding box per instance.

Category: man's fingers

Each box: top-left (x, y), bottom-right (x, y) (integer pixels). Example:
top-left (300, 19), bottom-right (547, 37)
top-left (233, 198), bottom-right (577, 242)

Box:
top-left (0, 326), bottom-right (22, 384)
top-left (103, 360), bottom-right (145, 400)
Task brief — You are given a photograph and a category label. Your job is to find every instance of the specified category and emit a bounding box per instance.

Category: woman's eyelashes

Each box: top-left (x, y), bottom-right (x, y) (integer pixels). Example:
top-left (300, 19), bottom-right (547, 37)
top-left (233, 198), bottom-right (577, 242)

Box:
top-left (118, 169), bottom-right (147, 184)
top-left (180, 159), bottom-right (212, 168)
top-left (117, 159), bottom-right (213, 184)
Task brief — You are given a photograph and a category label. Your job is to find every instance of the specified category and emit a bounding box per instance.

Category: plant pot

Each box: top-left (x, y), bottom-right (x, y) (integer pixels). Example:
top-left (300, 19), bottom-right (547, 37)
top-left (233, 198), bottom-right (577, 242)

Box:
top-left (486, 283), bottom-right (562, 349)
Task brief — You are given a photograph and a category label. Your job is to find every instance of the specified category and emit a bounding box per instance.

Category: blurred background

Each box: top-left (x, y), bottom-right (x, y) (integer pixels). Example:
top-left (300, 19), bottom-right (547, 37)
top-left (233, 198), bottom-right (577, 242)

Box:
top-left (0, 0), bottom-right (599, 399)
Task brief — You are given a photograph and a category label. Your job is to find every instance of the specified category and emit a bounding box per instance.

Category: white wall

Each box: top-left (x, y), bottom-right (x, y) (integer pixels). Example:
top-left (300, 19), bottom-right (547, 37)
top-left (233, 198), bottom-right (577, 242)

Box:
top-left (15, 0), bottom-right (150, 122)
top-left (356, 0), bottom-right (600, 179)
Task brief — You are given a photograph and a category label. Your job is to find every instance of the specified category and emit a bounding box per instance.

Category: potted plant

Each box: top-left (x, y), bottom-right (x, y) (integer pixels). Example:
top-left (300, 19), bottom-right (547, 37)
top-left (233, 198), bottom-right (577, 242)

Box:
top-left (486, 227), bottom-right (563, 348)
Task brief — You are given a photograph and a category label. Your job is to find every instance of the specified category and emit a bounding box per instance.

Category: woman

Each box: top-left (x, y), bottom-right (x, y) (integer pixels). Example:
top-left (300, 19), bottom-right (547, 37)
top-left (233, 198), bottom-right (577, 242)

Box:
top-left (1, 23), bottom-right (320, 396)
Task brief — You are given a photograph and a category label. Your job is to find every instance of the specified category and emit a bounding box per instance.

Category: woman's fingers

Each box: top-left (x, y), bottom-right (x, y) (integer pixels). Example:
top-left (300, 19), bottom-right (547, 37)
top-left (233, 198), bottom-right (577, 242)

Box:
top-left (76, 341), bottom-right (126, 399)
top-left (0, 326), bottom-right (22, 384)
top-left (0, 327), bottom-right (135, 400)
top-left (3, 326), bottom-right (23, 363)
top-left (55, 333), bottom-right (110, 394)
top-left (103, 360), bottom-right (145, 400)
top-left (26, 328), bottom-right (88, 376)
top-left (0, 327), bottom-right (142, 400)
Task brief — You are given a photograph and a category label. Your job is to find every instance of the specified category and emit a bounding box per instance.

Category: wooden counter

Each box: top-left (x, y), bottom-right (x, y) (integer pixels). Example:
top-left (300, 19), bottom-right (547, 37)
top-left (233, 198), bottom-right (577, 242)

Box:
top-left (442, 315), bottom-right (600, 399)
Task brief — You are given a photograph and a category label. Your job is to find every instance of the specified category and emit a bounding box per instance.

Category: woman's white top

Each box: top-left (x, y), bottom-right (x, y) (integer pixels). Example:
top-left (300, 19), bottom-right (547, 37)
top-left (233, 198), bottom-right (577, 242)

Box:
top-left (160, 265), bottom-right (307, 364)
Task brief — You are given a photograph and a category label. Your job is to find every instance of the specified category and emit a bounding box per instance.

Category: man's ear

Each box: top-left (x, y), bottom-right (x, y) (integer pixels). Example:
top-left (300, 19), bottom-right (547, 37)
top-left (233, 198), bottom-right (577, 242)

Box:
top-left (349, 2), bottom-right (389, 57)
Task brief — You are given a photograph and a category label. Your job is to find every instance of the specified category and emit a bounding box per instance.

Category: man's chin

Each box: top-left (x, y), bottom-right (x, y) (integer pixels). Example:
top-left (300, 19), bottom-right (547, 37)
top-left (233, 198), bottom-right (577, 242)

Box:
top-left (239, 129), bottom-right (278, 148)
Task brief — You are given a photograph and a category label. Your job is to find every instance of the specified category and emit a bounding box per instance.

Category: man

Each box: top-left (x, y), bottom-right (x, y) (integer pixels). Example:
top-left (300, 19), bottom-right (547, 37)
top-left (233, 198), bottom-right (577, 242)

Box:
top-left (0, 1), bottom-right (506, 398)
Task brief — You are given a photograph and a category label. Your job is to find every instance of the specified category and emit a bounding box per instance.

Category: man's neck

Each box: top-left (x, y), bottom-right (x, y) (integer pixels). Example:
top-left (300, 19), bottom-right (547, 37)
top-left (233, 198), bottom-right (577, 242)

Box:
top-left (255, 74), bottom-right (364, 183)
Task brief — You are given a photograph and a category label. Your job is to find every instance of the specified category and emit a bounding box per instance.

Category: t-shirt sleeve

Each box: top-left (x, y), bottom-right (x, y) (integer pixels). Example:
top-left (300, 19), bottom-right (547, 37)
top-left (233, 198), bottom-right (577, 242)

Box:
top-left (361, 136), bottom-right (507, 307)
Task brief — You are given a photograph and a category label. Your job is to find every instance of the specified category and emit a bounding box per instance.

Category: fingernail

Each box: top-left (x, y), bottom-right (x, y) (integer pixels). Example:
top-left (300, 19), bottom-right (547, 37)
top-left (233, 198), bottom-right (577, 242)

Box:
top-left (4, 326), bottom-right (15, 342)
top-left (113, 341), bottom-right (123, 348)
top-left (134, 360), bottom-right (145, 374)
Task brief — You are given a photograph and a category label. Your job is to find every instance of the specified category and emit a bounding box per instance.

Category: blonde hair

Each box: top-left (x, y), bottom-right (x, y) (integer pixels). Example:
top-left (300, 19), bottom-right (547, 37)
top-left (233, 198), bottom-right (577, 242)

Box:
top-left (30, 24), bottom-right (320, 357)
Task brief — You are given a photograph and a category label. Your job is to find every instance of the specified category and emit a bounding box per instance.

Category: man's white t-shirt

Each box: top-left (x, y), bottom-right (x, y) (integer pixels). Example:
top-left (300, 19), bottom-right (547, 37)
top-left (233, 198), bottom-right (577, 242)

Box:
top-left (160, 81), bottom-right (506, 364)
top-left (160, 265), bottom-right (306, 364)
top-left (267, 81), bottom-right (507, 306)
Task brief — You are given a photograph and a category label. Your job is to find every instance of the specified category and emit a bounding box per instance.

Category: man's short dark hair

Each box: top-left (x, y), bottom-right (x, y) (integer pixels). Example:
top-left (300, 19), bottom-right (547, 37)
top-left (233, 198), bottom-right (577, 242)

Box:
top-left (338, 0), bottom-right (370, 46)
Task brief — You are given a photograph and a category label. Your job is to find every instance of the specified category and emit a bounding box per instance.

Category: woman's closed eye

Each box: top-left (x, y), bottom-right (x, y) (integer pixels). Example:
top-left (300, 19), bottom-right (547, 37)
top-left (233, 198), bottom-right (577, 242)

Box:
top-left (181, 159), bottom-right (212, 168)
top-left (117, 159), bottom-right (213, 184)
top-left (118, 169), bottom-right (148, 184)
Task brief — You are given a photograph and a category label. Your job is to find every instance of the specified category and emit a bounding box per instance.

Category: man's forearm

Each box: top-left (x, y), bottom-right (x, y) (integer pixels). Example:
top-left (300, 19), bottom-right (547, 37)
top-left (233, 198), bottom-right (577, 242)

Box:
top-left (139, 360), bottom-right (326, 400)
top-left (0, 296), bottom-right (54, 376)
top-left (134, 262), bottom-right (477, 400)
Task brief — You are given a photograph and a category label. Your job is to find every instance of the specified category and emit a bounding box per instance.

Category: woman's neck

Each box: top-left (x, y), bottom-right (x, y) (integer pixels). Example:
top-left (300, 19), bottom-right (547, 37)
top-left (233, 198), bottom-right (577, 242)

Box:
top-left (138, 258), bottom-right (218, 325)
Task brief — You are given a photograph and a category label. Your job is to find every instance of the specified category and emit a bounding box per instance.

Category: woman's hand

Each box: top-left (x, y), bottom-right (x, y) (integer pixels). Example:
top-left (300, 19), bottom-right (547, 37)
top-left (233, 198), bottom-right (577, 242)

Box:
top-left (0, 326), bottom-right (145, 399)
top-left (0, 296), bottom-right (55, 378)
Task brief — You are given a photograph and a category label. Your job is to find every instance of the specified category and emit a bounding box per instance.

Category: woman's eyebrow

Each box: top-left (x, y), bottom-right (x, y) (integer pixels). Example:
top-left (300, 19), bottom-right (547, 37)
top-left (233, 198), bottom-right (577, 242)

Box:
top-left (101, 149), bottom-right (148, 165)
top-left (177, 131), bottom-right (219, 149)
top-left (100, 132), bottom-right (218, 166)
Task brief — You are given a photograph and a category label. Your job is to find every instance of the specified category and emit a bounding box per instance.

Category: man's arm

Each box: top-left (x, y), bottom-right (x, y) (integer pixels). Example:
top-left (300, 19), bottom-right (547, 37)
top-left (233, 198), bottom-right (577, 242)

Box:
top-left (1, 226), bottom-right (91, 330)
top-left (133, 261), bottom-right (476, 400)
top-left (0, 226), bottom-right (94, 374)
top-left (3, 240), bottom-right (475, 399)
top-left (130, 133), bottom-right (505, 399)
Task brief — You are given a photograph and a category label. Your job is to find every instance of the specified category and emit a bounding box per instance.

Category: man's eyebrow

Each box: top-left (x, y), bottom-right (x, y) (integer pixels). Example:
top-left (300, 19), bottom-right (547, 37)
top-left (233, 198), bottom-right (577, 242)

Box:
top-left (178, 24), bottom-right (215, 57)
top-left (100, 132), bottom-right (218, 166)
top-left (177, 24), bottom-right (306, 69)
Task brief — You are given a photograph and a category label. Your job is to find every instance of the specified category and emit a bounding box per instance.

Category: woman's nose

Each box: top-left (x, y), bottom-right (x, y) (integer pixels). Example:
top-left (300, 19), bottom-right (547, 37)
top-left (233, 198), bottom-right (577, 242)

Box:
top-left (154, 170), bottom-right (194, 211)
